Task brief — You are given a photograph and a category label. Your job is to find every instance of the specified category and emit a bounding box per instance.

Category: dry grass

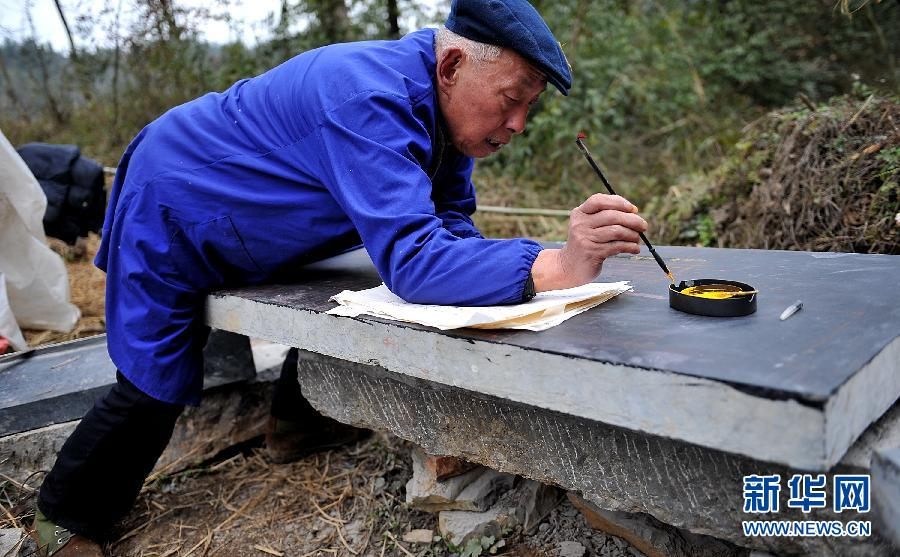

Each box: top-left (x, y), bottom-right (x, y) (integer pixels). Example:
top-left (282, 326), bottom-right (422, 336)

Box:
top-left (109, 434), bottom-right (442, 557)
top-left (1, 434), bottom-right (447, 557)
top-left (0, 433), bottom-right (578, 557)
top-left (473, 213), bottom-right (568, 243)
top-left (22, 233), bottom-right (106, 347)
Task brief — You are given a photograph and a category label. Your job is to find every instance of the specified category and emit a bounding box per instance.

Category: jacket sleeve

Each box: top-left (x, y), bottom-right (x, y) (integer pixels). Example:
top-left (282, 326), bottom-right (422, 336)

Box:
top-left (432, 155), bottom-right (483, 240)
top-left (313, 91), bottom-right (542, 306)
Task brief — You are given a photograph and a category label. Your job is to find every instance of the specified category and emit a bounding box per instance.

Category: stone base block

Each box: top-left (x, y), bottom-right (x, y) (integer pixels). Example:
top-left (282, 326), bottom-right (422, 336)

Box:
top-left (425, 453), bottom-right (478, 481)
top-left (438, 479), bottom-right (562, 546)
top-left (406, 446), bottom-right (485, 511)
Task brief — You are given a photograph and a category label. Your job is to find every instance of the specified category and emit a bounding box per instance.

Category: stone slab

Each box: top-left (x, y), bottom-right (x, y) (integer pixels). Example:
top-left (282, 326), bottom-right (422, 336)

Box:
top-left (0, 420), bottom-right (78, 487)
top-left (0, 335), bottom-right (115, 437)
top-left (0, 367), bottom-right (279, 486)
top-left (0, 331), bottom-right (257, 437)
top-left (841, 401), bottom-right (900, 469)
top-left (292, 350), bottom-right (896, 556)
top-left (206, 246), bottom-right (900, 470)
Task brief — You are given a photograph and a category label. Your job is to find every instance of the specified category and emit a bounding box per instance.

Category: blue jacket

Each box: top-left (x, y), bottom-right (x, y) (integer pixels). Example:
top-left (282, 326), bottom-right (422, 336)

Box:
top-left (96, 29), bottom-right (543, 404)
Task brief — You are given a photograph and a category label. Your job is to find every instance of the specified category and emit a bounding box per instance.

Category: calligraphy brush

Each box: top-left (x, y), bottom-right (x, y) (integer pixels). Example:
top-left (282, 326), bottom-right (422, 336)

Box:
top-left (575, 133), bottom-right (675, 283)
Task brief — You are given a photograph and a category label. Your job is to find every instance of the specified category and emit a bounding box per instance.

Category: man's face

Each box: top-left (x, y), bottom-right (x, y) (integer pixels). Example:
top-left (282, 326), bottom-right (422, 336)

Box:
top-left (437, 48), bottom-right (547, 158)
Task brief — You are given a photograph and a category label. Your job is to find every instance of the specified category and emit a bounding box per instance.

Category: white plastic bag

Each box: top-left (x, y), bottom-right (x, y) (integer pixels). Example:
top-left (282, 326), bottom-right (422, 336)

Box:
top-left (0, 129), bottom-right (80, 332)
top-left (0, 273), bottom-right (27, 351)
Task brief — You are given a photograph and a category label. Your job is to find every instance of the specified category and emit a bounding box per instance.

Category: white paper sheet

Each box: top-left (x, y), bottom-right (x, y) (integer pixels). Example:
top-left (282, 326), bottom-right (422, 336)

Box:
top-left (327, 282), bottom-right (632, 331)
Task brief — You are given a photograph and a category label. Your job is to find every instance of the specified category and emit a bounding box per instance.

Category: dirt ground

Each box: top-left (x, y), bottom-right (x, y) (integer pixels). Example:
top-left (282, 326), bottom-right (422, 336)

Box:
top-left (3, 432), bottom-right (636, 557)
top-left (3, 236), bottom-right (639, 557)
top-left (108, 433), bottom-right (632, 557)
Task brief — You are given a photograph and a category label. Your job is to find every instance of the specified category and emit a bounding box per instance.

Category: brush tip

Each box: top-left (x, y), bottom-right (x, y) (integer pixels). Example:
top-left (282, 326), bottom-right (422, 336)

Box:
top-left (577, 132), bottom-right (586, 140)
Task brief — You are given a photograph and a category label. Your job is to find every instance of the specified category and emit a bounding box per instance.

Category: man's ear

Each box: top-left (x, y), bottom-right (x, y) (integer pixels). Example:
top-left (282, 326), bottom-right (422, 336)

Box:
top-left (437, 47), bottom-right (465, 92)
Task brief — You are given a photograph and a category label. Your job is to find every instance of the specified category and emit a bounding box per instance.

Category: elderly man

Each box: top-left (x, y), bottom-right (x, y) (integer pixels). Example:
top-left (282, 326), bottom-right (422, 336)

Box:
top-left (32, 0), bottom-right (647, 554)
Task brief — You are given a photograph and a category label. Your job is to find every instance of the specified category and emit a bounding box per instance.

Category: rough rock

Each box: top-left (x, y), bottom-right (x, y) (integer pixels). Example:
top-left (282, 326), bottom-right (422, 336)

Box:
top-left (567, 493), bottom-right (745, 557)
top-left (872, 447), bottom-right (900, 548)
top-left (424, 453), bottom-right (478, 481)
top-left (406, 447), bottom-right (484, 511)
top-left (292, 352), bottom-right (898, 556)
top-left (439, 479), bottom-right (562, 545)
top-left (556, 540), bottom-right (586, 557)
top-left (402, 529), bottom-right (434, 544)
top-left (156, 369), bottom-right (276, 472)
top-left (452, 468), bottom-right (517, 512)
top-left (0, 528), bottom-right (23, 556)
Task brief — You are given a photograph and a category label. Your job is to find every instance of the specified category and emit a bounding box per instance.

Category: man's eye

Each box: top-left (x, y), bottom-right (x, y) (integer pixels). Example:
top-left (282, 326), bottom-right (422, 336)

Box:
top-left (505, 95), bottom-right (520, 104)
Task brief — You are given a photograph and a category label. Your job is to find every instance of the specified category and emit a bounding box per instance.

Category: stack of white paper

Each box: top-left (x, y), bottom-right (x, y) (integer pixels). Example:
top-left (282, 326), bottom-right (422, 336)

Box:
top-left (327, 282), bottom-right (632, 331)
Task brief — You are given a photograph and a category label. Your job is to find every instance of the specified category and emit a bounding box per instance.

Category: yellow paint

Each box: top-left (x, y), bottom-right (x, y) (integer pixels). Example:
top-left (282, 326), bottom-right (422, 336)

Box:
top-left (680, 284), bottom-right (754, 299)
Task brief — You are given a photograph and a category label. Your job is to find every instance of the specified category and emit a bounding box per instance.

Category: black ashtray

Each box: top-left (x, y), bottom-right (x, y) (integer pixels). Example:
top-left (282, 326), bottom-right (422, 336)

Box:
top-left (669, 279), bottom-right (757, 317)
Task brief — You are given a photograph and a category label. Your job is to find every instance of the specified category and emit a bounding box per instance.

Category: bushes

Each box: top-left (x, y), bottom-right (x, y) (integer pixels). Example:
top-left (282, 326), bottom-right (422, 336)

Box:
top-left (475, 0), bottom-right (900, 213)
top-left (645, 93), bottom-right (900, 254)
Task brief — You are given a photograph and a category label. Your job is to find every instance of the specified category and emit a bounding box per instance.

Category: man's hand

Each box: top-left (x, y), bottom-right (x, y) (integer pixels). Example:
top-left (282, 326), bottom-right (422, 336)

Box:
top-left (531, 194), bottom-right (647, 292)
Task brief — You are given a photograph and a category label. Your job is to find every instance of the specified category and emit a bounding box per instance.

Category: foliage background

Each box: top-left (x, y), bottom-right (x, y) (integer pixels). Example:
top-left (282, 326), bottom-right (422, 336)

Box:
top-left (1, 0), bottom-right (898, 253)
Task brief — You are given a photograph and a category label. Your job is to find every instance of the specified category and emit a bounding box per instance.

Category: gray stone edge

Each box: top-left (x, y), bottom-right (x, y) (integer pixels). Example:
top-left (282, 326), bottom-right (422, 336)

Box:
top-left (207, 294), bottom-right (846, 469)
top-left (825, 337), bottom-right (900, 467)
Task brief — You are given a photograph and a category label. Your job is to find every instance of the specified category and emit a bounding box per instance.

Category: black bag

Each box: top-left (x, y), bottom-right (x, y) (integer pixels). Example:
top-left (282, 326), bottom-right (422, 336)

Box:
top-left (17, 143), bottom-right (105, 244)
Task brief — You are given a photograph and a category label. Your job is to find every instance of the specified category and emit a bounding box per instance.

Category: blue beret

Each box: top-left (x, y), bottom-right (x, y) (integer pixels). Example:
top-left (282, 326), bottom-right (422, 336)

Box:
top-left (445, 0), bottom-right (572, 95)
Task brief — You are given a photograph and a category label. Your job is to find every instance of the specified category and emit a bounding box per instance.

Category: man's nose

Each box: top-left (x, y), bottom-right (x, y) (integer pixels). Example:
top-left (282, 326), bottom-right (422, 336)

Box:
top-left (505, 106), bottom-right (528, 135)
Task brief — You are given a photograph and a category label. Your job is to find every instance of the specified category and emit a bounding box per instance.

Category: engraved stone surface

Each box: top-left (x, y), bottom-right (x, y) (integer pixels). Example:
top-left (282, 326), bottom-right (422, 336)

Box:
top-left (294, 351), bottom-right (896, 556)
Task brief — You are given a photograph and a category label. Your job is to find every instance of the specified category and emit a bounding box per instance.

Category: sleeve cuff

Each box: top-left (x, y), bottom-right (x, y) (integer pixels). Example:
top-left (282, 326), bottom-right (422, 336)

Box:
top-left (522, 273), bottom-right (537, 302)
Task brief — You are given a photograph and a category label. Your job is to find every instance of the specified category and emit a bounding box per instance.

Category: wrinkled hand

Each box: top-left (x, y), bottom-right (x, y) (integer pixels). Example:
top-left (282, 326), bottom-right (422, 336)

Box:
top-left (532, 194), bottom-right (648, 291)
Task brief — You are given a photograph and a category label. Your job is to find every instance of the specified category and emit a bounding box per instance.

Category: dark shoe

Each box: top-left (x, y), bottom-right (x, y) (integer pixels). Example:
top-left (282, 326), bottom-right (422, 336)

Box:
top-left (265, 415), bottom-right (371, 464)
top-left (30, 509), bottom-right (104, 556)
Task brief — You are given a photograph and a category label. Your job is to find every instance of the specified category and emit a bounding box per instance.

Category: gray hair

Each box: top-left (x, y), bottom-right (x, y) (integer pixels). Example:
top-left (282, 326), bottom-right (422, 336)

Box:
top-left (435, 26), bottom-right (503, 64)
